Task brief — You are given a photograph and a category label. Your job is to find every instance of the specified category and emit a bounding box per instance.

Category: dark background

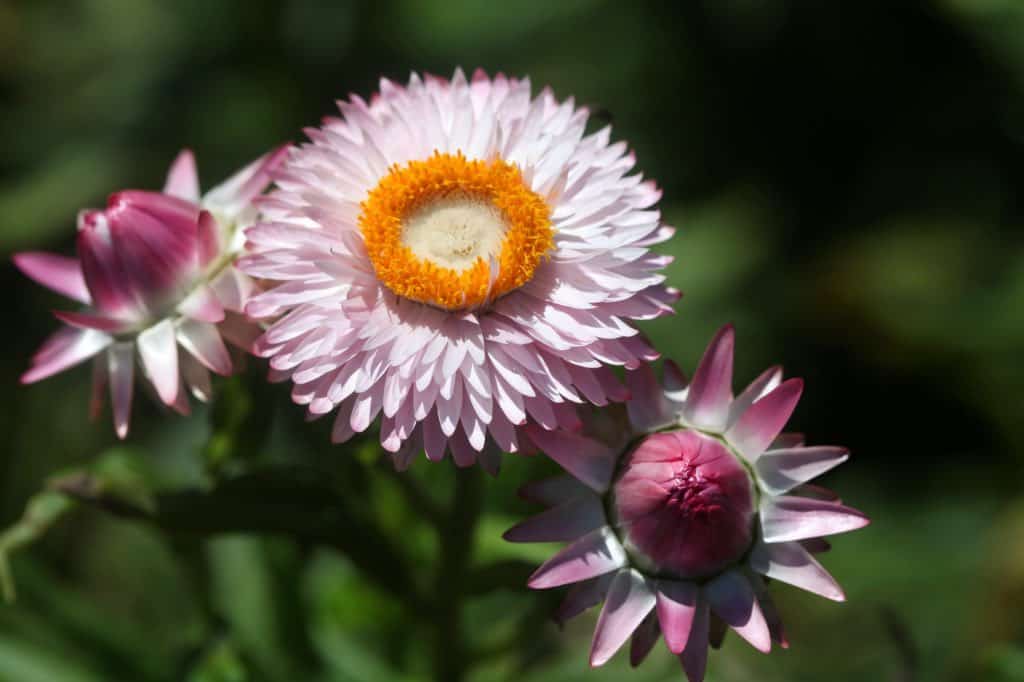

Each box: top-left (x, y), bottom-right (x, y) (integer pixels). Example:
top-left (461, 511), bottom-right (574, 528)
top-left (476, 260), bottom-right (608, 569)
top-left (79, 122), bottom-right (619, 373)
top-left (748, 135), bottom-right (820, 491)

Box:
top-left (1, 1), bottom-right (1022, 680)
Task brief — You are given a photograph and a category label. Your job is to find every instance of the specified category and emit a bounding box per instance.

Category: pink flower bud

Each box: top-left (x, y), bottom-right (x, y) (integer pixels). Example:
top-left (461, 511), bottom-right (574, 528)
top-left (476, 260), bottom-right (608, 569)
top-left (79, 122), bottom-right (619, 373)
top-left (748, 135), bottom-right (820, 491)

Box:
top-left (613, 429), bottom-right (755, 578)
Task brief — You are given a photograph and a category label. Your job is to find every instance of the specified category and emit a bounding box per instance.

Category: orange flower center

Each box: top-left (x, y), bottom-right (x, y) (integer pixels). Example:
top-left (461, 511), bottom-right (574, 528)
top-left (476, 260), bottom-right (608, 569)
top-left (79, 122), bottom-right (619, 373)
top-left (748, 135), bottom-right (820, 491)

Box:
top-left (359, 152), bottom-right (554, 310)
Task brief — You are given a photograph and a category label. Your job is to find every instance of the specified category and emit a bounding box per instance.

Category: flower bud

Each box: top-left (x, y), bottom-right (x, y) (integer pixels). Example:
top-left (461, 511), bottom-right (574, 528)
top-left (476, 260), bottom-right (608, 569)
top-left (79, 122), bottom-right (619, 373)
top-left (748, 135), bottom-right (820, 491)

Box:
top-left (613, 430), bottom-right (755, 578)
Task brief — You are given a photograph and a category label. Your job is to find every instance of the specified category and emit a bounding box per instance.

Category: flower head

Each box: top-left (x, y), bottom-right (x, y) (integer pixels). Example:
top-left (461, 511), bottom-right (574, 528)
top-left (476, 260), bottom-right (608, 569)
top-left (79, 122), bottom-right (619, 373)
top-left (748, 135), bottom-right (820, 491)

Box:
top-left (241, 69), bottom-right (678, 472)
top-left (506, 325), bottom-right (869, 680)
top-left (15, 147), bottom-right (287, 437)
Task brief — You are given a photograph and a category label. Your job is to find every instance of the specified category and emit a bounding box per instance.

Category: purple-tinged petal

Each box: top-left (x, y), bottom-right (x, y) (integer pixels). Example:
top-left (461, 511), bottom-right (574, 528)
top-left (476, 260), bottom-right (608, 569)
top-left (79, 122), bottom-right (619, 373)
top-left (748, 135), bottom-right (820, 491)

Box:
top-left (629, 613), bottom-right (660, 667)
top-left (727, 365), bottom-right (781, 429)
top-left (755, 446), bottom-right (849, 495)
top-left (801, 537), bottom-right (832, 554)
top-left (525, 425), bottom-right (618, 492)
top-left (52, 310), bottom-right (131, 333)
top-left (708, 615), bottom-right (728, 650)
top-left (77, 212), bottom-right (144, 317)
top-left (196, 211), bottom-right (220, 267)
top-left (772, 432), bottom-right (805, 449)
top-left (528, 527), bottom-right (626, 589)
top-left (682, 324), bottom-right (734, 431)
top-left (725, 378), bottom-right (803, 460)
top-left (504, 494), bottom-right (605, 543)
top-left (554, 574), bottom-right (614, 625)
top-left (749, 540), bottom-right (845, 601)
top-left (656, 580), bottom-right (699, 655)
top-left (705, 570), bottom-right (770, 653)
top-left (679, 591), bottom-right (710, 682)
top-left (203, 145), bottom-right (290, 218)
top-left (13, 252), bottom-right (91, 304)
top-left (22, 327), bottom-right (112, 384)
top-left (107, 343), bottom-right (134, 439)
top-left (176, 319), bottom-right (232, 375)
top-left (792, 483), bottom-right (841, 502)
top-left (518, 475), bottom-right (590, 507)
top-left (590, 569), bottom-right (657, 666)
top-left (137, 319), bottom-right (179, 405)
top-left (163, 149), bottom-right (201, 202)
top-left (761, 496), bottom-right (869, 542)
top-left (177, 284), bottom-right (225, 323)
top-left (112, 190), bottom-right (199, 233)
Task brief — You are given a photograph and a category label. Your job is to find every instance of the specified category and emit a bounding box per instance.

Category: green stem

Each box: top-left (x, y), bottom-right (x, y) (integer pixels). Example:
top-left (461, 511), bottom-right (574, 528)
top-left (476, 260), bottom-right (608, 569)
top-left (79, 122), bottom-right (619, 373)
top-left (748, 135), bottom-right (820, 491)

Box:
top-left (433, 468), bottom-right (483, 682)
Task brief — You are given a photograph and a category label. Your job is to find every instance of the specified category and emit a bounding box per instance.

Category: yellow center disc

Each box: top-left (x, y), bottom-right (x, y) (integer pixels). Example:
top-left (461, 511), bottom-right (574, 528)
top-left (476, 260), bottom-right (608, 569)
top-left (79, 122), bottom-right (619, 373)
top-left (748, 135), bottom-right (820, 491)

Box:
top-left (359, 152), bottom-right (554, 310)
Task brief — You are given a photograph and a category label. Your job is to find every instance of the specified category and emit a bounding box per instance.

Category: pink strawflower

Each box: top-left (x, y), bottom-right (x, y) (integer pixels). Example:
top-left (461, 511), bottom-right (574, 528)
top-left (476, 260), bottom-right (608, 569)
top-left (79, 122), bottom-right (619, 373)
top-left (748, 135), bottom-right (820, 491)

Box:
top-left (15, 147), bottom-right (288, 437)
top-left (240, 69), bottom-right (678, 473)
top-left (506, 325), bottom-right (869, 680)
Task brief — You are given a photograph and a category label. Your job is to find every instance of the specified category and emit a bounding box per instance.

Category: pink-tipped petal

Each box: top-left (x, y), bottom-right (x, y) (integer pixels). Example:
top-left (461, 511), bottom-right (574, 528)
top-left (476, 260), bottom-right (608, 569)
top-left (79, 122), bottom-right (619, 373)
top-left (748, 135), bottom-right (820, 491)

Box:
top-left (727, 365), bottom-right (782, 429)
top-left (107, 343), bottom-right (134, 439)
top-left (52, 310), bottom-right (129, 333)
top-left (203, 145), bottom-right (289, 218)
top-left (13, 252), bottom-right (91, 304)
top-left (504, 494), bottom-right (605, 543)
top-left (137, 319), bottom-right (180, 405)
top-left (679, 592), bottom-right (710, 682)
top-left (76, 215), bottom-right (142, 317)
top-left (725, 378), bottom-right (803, 460)
top-left (163, 149), bottom-right (201, 202)
top-left (749, 540), bottom-right (846, 601)
top-left (682, 324), bottom-right (734, 431)
top-left (21, 327), bottom-right (112, 384)
top-left (755, 446), bottom-right (849, 495)
top-left (196, 210), bottom-right (220, 267)
top-left (656, 580), bottom-right (699, 655)
top-left (525, 425), bottom-right (618, 492)
top-left (528, 527), bottom-right (626, 589)
top-left (176, 319), bottom-right (232, 376)
top-left (590, 569), bottom-right (657, 667)
top-left (177, 284), bottom-right (225, 323)
top-left (629, 613), bottom-right (660, 667)
top-left (705, 570), bottom-right (771, 653)
top-left (760, 496), bottom-right (870, 542)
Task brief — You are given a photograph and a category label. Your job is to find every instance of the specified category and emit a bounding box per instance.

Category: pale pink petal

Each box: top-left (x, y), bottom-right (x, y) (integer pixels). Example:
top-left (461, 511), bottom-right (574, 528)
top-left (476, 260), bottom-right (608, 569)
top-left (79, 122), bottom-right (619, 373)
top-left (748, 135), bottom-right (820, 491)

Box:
top-left (705, 570), bottom-right (770, 653)
top-left (52, 311), bottom-right (130, 333)
top-left (725, 378), bottom-right (803, 460)
top-left (760, 496), bottom-right (870, 542)
top-left (656, 580), bottom-right (699, 654)
top-left (727, 365), bottom-right (781, 429)
top-left (180, 351), bottom-right (212, 401)
top-left (682, 324), bottom-right (734, 431)
top-left (137, 319), bottom-right (179, 405)
top-left (755, 446), bottom-right (849, 495)
top-left (22, 327), bottom-right (112, 384)
top-left (524, 425), bottom-right (618, 492)
top-left (177, 284), bottom-right (226, 323)
top-left (504, 494), bottom-right (605, 543)
top-left (107, 343), bottom-right (134, 439)
top-left (528, 527), bottom-right (626, 589)
top-left (590, 569), bottom-right (656, 666)
top-left (203, 145), bottom-right (290, 218)
top-left (163, 149), bottom-right (201, 202)
top-left (176, 319), bottom-right (232, 375)
top-left (13, 252), bottom-right (91, 304)
top-left (196, 210), bottom-right (220, 267)
top-left (749, 540), bottom-right (845, 601)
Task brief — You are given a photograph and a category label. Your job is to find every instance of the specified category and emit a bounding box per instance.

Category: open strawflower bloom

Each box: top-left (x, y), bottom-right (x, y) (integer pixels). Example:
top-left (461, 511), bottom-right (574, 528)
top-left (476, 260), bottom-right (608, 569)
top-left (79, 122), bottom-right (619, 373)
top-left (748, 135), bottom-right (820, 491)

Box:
top-left (14, 147), bottom-right (287, 437)
top-left (240, 68), bottom-right (678, 472)
top-left (505, 325), bottom-right (869, 680)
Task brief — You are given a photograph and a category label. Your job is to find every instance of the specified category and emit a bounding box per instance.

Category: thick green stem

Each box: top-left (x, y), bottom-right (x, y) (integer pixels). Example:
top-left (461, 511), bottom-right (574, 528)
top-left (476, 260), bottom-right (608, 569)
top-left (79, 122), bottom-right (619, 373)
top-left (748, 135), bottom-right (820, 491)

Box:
top-left (433, 468), bottom-right (483, 682)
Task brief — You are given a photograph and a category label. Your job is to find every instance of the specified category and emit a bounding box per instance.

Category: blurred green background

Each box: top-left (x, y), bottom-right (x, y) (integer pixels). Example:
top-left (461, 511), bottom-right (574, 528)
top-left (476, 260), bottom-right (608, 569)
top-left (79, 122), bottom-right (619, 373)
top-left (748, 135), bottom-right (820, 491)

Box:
top-left (2, 0), bottom-right (1024, 680)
